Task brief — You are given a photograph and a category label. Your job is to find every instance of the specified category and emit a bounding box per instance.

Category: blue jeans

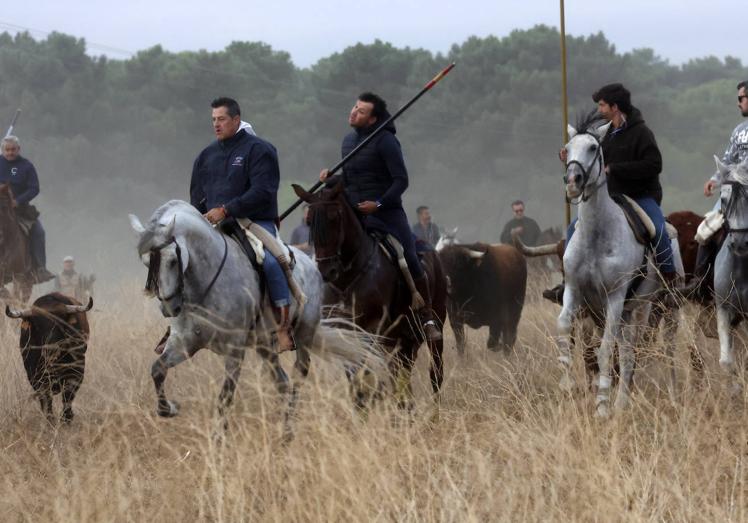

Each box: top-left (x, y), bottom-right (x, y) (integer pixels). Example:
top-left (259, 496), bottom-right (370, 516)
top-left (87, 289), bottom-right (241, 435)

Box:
top-left (29, 220), bottom-right (46, 269)
top-left (567, 197), bottom-right (675, 274)
top-left (254, 220), bottom-right (291, 308)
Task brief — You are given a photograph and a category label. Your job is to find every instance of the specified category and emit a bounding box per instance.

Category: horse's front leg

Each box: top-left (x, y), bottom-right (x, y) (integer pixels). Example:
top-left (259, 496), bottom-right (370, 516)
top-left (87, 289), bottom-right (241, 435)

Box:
top-left (151, 332), bottom-right (195, 417)
top-left (597, 297), bottom-right (625, 417)
top-left (615, 308), bottom-right (639, 412)
top-left (556, 288), bottom-right (578, 392)
top-left (218, 348), bottom-right (246, 418)
top-left (717, 304), bottom-right (741, 397)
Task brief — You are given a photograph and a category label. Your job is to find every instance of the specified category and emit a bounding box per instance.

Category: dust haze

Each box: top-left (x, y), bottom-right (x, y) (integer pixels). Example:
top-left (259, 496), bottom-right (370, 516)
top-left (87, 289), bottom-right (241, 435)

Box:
top-left (4, 27), bottom-right (741, 296)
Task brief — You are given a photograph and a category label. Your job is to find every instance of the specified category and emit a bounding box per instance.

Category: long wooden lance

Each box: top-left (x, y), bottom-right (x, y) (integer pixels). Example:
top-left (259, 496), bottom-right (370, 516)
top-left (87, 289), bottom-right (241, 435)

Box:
top-left (5, 108), bottom-right (21, 137)
top-left (278, 62), bottom-right (456, 222)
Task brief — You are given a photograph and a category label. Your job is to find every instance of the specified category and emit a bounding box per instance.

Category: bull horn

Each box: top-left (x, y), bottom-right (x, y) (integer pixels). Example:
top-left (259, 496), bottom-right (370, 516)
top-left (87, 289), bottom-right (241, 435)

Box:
top-left (467, 250), bottom-right (484, 259)
top-left (5, 305), bottom-right (33, 318)
top-left (512, 231), bottom-right (559, 257)
top-left (64, 297), bottom-right (93, 313)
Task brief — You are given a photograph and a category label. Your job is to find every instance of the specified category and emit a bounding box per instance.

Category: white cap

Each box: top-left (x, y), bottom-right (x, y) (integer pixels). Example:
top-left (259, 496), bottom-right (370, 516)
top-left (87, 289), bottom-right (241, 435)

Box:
top-left (63, 256), bottom-right (74, 263)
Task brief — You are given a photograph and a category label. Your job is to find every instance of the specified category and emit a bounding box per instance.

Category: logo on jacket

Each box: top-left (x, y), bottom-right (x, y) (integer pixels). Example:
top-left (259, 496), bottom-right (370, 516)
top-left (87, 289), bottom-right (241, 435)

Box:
top-left (232, 156), bottom-right (244, 166)
top-left (10, 167), bottom-right (17, 176)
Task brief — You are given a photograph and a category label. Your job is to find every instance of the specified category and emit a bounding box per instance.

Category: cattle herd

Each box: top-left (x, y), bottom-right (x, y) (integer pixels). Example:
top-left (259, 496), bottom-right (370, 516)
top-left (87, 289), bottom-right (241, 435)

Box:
top-left (0, 207), bottom-right (723, 423)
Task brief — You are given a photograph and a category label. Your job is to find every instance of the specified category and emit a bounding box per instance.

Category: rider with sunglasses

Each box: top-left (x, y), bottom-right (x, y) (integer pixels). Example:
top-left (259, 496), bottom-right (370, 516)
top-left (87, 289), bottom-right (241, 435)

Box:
top-left (682, 81), bottom-right (748, 303)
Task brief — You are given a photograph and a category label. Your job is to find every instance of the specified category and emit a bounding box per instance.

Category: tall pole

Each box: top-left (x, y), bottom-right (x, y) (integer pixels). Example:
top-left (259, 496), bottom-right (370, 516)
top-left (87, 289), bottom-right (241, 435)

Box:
top-left (559, 0), bottom-right (571, 227)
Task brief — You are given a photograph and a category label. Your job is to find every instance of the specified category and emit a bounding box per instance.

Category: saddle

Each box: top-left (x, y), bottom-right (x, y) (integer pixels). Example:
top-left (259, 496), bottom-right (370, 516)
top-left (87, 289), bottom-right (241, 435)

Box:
top-left (369, 231), bottom-right (425, 310)
top-left (610, 194), bottom-right (656, 245)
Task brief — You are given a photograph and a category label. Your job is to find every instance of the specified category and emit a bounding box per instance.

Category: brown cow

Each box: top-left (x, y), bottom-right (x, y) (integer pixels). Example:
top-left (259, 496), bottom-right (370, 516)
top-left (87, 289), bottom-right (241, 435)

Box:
top-left (5, 293), bottom-right (92, 423)
top-left (439, 243), bottom-right (527, 354)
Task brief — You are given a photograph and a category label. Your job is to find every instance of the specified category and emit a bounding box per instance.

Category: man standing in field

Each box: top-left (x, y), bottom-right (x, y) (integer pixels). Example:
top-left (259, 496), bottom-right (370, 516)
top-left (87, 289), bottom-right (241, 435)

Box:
top-left (500, 200), bottom-right (541, 246)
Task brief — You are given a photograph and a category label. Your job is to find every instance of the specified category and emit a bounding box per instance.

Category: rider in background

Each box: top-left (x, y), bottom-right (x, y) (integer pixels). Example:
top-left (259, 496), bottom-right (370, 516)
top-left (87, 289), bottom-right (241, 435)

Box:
top-left (0, 135), bottom-right (54, 283)
top-left (544, 83), bottom-right (675, 304)
top-left (683, 80), bottom-right (748, 303)
top-left (319, 92), bottom-right (442, 342)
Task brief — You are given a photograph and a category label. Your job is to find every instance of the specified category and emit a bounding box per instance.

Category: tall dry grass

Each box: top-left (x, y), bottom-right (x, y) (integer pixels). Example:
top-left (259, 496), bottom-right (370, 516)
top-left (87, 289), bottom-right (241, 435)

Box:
top-left (0, 276), bottom-right (746, 522)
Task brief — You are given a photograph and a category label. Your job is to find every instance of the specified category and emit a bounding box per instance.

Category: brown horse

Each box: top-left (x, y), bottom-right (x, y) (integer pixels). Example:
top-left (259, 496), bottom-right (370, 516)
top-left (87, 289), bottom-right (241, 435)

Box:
top-left (0, 184), bottom-right (33, 302)
top-left (293, 183), bottom-right (448, 410)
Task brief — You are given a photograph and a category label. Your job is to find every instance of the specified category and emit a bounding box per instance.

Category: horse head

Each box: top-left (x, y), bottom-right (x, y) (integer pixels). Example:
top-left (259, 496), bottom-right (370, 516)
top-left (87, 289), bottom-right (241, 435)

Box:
top-left (564, 111), bottom-right (612, 201)
top-left (130, 208), bottom-right (190, 317)
top-left (293, 182), bottom-right (360, 283)
top-left (716, 156), bottom-right (748, 256)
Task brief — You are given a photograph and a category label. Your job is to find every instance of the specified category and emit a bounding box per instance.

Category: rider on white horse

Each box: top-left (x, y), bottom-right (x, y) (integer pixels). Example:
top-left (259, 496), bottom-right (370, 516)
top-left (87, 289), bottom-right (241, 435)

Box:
top-left (682, 80), bottom-right (748, 303)
top-left (544, 83), bottom-right (676, 303)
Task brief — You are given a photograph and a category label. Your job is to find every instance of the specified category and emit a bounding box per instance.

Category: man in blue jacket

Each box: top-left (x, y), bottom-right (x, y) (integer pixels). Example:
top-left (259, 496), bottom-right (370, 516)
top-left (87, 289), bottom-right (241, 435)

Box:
top-left (319, 92), bottom-right (441, 341)
top-left (0, 135), bottom-right (54, 283)
top-left (190, 97), bottom-right (295, 352)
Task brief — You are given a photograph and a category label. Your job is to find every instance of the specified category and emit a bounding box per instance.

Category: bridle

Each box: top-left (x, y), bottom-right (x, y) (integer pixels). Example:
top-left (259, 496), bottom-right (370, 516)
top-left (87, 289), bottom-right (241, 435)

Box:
top-left (309, 198), bottom-right (373, 291)
top-left (722, 179), bottom-right (748, 234)
top-left (145, 234), bottom-right (229, 306)
top-left (564, 133), bottom-right (604, 204)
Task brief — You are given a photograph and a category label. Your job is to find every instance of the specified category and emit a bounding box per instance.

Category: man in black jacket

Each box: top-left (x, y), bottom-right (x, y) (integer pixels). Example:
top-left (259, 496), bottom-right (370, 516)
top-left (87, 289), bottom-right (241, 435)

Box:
top-left (190, 97), bottom-right (295, 352)
top-left (544, 83), bottom-right (675, 303)
top-left (319, 92), bottom-right (441, 341)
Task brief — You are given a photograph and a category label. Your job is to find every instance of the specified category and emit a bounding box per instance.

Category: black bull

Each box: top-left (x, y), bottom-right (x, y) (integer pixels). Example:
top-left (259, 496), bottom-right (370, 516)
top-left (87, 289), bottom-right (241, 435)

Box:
top-left (5, 293), bottom-right (92, 423)
top-left (439, 243), bottom-right (527, 353)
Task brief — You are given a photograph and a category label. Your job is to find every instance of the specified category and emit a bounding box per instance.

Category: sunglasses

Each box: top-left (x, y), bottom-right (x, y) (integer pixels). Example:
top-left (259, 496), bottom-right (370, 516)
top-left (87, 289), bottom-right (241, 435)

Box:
top-left (739, 95), bottom-right (748, 103)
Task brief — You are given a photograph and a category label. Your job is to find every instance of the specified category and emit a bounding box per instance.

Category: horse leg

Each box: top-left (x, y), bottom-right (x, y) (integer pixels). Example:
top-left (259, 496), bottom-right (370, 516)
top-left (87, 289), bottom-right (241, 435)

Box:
top-left (614, 311), bottom-right (638, 412)
top-left (556, 291), bottom-right (578, 392)
top-left (217, 348), bottom-right (246, 419)
top-left (283, 346), bottom-right (311, 442)
top-left (151, 345), bottom-right (192, 417)
top-left (597, 298), bottom-right (625, 417)
top-left (257, 347), bottom-right (290, 396)
top-left (487, 322), bottom-right (500, 352)
top-left (660, 306), bottom-right (681, 401)
top-left (392, 347), bottom-right (416, 413)
top-left (717, 305), bottom-right (741, 397)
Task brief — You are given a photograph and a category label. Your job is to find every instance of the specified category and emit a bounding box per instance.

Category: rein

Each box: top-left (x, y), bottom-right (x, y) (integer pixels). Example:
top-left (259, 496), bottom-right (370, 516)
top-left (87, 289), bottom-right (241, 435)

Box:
top-left (565, 133), bottom-right (604, 205)
top-left (145, 233), bottom-right (229, 306)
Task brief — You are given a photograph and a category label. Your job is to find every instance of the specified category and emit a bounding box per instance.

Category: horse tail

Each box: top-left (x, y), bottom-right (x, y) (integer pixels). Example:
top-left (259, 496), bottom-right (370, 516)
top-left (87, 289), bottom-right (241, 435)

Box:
top-left (309, 318), bottom-right (389, 378)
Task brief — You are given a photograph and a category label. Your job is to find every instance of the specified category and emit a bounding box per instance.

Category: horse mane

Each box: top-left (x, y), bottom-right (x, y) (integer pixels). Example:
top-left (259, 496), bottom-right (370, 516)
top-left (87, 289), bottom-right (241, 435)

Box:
top-left (308, 187), bottom-right (357, 248)
top-left (137, 200), bottom-right (207, 255)
top-left (575, 109), bottom-right (607, 136)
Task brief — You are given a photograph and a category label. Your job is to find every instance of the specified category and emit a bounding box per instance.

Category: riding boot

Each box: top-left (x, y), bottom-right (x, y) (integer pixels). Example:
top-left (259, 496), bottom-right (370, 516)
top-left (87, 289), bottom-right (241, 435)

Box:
top-left (542, 282), bottom-right (565, 305)
top-left (679, 239), bottom-right (718, 304)
top-left (413, 274), bottom-right (442, 342)
top-left (273, 305), bottom-right (296, 353)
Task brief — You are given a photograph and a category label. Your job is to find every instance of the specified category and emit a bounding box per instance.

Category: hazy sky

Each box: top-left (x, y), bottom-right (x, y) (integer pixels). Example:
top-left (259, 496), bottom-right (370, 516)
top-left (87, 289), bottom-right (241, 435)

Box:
top-left (0, 1), bottom-right (742, 67)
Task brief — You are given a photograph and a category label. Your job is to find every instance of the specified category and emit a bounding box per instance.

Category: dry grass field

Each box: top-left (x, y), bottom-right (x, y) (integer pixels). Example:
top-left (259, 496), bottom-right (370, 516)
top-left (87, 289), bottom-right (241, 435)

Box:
top-left (0, 276), bottom-right (747, 522)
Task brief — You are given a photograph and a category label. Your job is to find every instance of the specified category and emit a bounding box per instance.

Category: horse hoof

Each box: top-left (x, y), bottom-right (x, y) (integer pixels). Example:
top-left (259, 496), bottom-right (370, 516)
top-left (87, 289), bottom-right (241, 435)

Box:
top-left (157, 400), bottom-right (180, 417)
top-left (60, 409), bottom-right (74, 424)
top-left (595, 402), bottom-right (609, 419)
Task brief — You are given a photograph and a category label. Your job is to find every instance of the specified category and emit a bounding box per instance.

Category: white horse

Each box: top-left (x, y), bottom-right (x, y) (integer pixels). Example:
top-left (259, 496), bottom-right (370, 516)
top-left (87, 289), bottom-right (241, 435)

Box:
top-left (129, 200), bottom-right (384, 425)
top-left (558, 113), bottom-right (682, 417)
top-left (714, 156), bottom-right (748, 395)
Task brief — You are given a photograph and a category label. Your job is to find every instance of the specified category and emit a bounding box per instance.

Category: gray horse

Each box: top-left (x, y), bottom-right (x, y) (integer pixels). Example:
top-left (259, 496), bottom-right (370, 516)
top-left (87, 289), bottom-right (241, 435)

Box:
top-left (714, 157), bottom-right (748, 395)
top-left (558, 114), bottom-right (682, 417)
top-left (129, 200), bottom-right (384, 423)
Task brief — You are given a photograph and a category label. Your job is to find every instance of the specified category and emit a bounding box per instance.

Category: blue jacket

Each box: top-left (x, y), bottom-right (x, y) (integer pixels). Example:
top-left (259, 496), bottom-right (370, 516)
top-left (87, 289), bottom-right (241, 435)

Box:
top-left (0, 156), bottom-right (39, 205)
top-left (190, 129), bottom-right (279, 220)
top-left (340, 115), bottom-right (408, 209)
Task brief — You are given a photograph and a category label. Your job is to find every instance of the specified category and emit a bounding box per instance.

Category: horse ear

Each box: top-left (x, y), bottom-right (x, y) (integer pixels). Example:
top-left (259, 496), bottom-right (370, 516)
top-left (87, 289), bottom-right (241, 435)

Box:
top-left (593, 121), bottom-right (612, 141)
top-left (164, 215), bottom-right (176, 238)
top-left (292, 184), bottom-right (311, 202)
top-left (567, 125), bottom-right (578, 140)
top-left (129, 214), bottom-right (146, 235)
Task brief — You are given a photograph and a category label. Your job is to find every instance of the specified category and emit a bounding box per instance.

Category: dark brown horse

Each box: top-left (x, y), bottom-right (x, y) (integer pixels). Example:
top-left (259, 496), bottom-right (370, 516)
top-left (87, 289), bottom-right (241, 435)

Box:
top-left (0, 184), bottom-right (33, 302)
top-left (293, 183), bottom-right (448, 410)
